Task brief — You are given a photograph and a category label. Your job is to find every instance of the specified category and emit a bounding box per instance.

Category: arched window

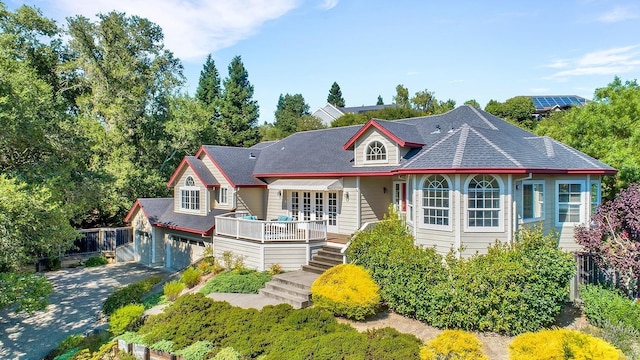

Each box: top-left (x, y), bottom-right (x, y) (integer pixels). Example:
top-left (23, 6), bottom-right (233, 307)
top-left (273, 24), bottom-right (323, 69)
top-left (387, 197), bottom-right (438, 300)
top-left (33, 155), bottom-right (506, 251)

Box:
top-left (365, 140), bottom-right (387, 162)
top-left (422, 175), bottom-right (450, 227)
top-left (180, 176), bottom-right (199, 211)
top-left (467, 175), bottom-right (500, 228)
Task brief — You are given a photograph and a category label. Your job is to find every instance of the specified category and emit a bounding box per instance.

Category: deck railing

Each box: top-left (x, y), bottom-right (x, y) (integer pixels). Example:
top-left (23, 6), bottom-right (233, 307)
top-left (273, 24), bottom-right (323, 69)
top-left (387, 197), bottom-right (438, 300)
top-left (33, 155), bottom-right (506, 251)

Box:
top-left (215, 212), bottom-right (327, 243)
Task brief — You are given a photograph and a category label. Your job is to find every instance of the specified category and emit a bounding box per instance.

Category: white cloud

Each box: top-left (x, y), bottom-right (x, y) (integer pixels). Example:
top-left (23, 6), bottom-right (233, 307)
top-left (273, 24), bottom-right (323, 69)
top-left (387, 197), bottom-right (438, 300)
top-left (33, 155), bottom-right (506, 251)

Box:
top-left (546, 45), bottom-right (640, 79)
top-left (543, 59), bottom-right (570, 69)
top-left (597, 6), bottom-right (639, 23)
top-left (49, 0), bottom-right (300, 60)
top-left (319, 0), bottom-right (339, 10)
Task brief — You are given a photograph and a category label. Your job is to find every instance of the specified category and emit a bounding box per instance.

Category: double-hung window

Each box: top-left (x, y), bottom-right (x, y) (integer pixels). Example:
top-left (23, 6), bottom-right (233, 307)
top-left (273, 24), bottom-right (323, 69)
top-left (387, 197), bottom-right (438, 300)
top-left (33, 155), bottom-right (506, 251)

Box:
top-left (180, 176), bottom-right (200, 211)
top-left (556, 181), bottom-right (583, 225)
top-left (421, 175), bottom-right (451, 229)
top-left (522, 181), bottom-right (544, 222)
top-left (219, 187), bottom-right (229, 205)
top-left (467, 175), bottom-right (501, 229)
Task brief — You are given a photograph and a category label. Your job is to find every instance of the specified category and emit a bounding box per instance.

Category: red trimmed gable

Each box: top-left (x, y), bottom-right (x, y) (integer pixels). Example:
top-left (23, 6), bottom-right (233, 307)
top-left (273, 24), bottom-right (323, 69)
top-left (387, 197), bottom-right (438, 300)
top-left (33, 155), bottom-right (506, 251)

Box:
top-left (195, 146), bottom-right (237, 188)
top-left (166, 156), bottom-right (218, 189)
top-left (342, 119), bottom-right (425, 150)
top-left (124, 199), bottom-right (145, 223)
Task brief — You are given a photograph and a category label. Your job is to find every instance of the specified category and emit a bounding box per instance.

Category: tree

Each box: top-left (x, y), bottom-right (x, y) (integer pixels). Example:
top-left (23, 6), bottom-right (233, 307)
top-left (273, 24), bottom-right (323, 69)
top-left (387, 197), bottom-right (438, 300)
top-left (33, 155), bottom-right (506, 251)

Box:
top-left (434, 99), bottom-right (456, 113)
top-left (296, 115), bottom-right (326, 132)
top-left (273, 93), bottom-right (310, 137)
top-left (575, 183), bottom-right (640, 296)
top-left (327, 81), bottom-right (345, 107)
top-left (376, 95), bottom-right (384, 105)
top-left (393, 84), bottom-right (410, 108)
top-left (484, 97), bottom-right (535, 129)
top-left (195, 54), bottom-right (221, 106)
top-left (484, 99), bottom-right (503, 116)
top-left (537, 77), bottom-right (640, 192)
top-left (411, 89), bottom-right (437, 112)
top-left (464, 99), bottom-right (481, 108)
top-left (217, 55), bottom-right (260, 147)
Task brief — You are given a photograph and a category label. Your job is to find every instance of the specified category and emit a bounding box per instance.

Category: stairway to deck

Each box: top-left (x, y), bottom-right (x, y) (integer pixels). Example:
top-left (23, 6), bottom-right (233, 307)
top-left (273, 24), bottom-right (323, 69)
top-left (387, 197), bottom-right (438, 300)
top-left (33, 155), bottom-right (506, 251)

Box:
top-left (259, 245), bottom-right (345, 308)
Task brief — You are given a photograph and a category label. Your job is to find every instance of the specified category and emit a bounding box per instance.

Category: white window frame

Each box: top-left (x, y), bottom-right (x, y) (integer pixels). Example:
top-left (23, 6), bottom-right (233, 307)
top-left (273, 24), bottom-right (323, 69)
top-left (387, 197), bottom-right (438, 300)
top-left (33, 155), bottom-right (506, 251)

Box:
top-left (590, 180), bottom-right (601, 215)
top-left (464, 174), bottom-right (504, 232)
top-left (521, 180), bottom-right (545, 223)
top-left (219, 187), bottom-right (229, 205)
top-left (180, 176), bottom-right (200, 211)
top-left (363, 140), bottom-right (388, 164)
top-left (555, 180), bottom-right (585, 226)
top-left (406, 176), bottom-right (414, 224)
top-left (419, 175), bottom-right (452, 231)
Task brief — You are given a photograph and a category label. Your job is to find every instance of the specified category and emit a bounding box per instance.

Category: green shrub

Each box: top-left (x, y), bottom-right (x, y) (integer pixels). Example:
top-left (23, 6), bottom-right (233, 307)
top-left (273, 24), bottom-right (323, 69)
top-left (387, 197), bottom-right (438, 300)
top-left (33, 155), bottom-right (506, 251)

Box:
top-left (366, 327), bottom-right (422, 360)
top-left (213, 347), bottom-right (241, 360)
top-left (580, 283), bottom-right (640, 331)
top-left (84, 255), bottom-right (107, 267)
top-left (116, 331), bottom-right (146, 344)
top-left (174, 340), bottom-right (214, 360)
top-left (200, 270), bottom-right (271, 294)
top-left (420, 330), bottom-right (488, 360)
top-left (55, 334), bottom-right (84, 352)
top-left (509, 329), bottom-right (623, 359)
top-left (109, 304), bottom-right (145, 336)
top-left (348, 214), bottom-right (575, 335)
top-left (47, 257), bottom-right (61, 270)
top-left (311, 263), bottom-right (380, 320)
top-left (268, 263), bottom-right (282, 275)
top-left (102, 276), bottom-right (162, 315)
top-left (180, 267), bottom-right (201, 288)
top-left (163, 281), bottom-right (185, 301)
top-left (148, 340), bottom-right (175, 352)
top-left (141, 292), bottom-right (167, 309)
top-left (581, 321), bottom-right (640, 359)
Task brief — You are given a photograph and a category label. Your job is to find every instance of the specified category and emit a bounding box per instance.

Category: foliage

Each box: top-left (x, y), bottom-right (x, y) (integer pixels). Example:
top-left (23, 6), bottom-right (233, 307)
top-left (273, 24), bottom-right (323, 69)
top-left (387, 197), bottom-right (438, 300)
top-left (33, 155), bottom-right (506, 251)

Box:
top-left (102, 276), bottom-right (162, 315)
top-left (420, 330), bottom-right (488, 360)
top-left (0, 271), bottom-right (53, 313)
top-left (84, 255), bottom-right (107, 267)
top-left (377, 95), bottom-right (384, 105)
top-left (484, 96), bottom-right (536, 129)
top-left (394, 84), bottom-right (410, 108)
top-left (267, 263), bottom-right (282, 275)
top-left (311, 263), bottom-right (380, 320)
top-left (464, 99), bottom-right (481, 108)
top-left (196, 54), bottom-right (221, 107)
top-left (212, 347), bottom-right (241, 360)
top-left (141, 292), bottom-right (167, 309)
top-left (537, 77), bottom-right (640, 192)
top-left (116, 331), bottom-right (146, 344)
top-left (348, 212), bottom-right (575, 334)
top-left (216, 55), bottom-right (260, 147)
top-left (579, 284), bottom-right (640, 331)
top-left (199, 270), bottom-right (271, 294)
top-left (137, 294), bottom-right (420, 359)
top-left (163, 281), bottom-right (185, 301)
top-left (180, 267), bottom-right (201, 288)
top-left (509, 329), bottom-right (623, 360)
top-left (327, 81), bottom-right (345, 107)
top-left (47, 332), bottom-right (113, 360)
top-left (273, 93), bottom-right (310, 138)
top-left (109, 304), bottom-right (145, 336)
top-left (174, 340), bottom-right (214, 360)
top-left (0, 175), bottom-right (78, 271)
top-left (576, 183), bottom-right (640, 295)
top-left (581, 321), bottom-right (640, 359)
top-left (149, 339), bottom-right (175, 352)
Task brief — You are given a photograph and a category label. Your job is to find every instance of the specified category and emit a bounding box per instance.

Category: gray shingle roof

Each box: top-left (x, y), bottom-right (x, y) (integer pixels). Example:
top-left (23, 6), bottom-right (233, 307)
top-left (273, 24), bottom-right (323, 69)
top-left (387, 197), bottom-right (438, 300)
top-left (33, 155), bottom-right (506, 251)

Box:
top-left (136, 198), bottom-right (226, 235)
top-left (339, 104), bottom-right (397, 113)
top-left (185, 156), bottom-right (218, 187)
top-left (200, 146), bottom-right (267, 186)
top-left (253, 105), bottom-right (615, 175)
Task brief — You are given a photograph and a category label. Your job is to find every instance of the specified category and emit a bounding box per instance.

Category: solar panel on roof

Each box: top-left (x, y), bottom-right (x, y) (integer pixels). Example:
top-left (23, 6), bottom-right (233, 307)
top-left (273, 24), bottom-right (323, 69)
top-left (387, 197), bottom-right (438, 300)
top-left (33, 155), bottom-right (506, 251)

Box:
top-left (529, 96), bottom-right (587, 110)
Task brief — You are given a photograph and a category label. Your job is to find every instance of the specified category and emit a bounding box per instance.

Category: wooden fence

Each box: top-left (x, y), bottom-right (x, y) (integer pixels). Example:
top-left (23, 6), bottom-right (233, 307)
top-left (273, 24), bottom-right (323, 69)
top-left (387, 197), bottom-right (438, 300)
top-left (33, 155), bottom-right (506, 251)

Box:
top-left (67, 227), bottom-right (133, 256)
top-left (575, 252), bottom-right (639, 299)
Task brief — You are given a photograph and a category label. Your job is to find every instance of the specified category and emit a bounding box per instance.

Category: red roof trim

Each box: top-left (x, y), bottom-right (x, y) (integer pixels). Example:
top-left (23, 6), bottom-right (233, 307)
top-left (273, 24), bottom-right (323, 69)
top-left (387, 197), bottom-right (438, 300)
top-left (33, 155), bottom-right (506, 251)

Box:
top-left (124, 199), bottom-right (144, 223)
top-left (254, 168), bottom-right (617, 178)
top-left (165, 157), bottom-right (219, 189)
top-left (197, 146), bottom-right (237, 188)
top-left (155, 223), bottom-right (214, 236)
top-left (342, 119), bottom-right (424, 150)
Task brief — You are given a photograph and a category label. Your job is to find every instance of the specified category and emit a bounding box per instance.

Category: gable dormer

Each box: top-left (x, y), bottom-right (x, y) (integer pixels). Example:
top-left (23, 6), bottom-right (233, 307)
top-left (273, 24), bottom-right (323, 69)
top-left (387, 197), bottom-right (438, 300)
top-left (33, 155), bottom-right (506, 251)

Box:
top-left (343, 119), bottom-right (424, 166)
top-left (166, 156), bottom-right (219, 215)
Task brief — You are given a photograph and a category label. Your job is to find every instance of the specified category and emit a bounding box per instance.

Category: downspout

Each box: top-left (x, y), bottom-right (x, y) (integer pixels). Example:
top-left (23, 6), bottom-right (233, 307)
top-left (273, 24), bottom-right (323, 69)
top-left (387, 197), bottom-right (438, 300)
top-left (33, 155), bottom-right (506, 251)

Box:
top-left (454, 174), bottom-right (461, 257)
top-left (356, 177), bottom-right (361, 229)
top-left (512, 173), bottom-right (533, 242)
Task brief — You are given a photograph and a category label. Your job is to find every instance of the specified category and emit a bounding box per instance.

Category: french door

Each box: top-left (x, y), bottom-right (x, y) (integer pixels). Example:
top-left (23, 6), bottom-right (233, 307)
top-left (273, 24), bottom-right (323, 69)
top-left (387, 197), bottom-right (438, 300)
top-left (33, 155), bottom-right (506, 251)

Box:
top-left (289, 191), bottom-right (339, 232)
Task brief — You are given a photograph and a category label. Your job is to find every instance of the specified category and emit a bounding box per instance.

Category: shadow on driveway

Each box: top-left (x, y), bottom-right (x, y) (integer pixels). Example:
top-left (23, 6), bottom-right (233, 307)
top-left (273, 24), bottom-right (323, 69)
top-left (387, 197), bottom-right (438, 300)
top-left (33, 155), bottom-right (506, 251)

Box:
top-left (0, 262), bottom-right (171, 360)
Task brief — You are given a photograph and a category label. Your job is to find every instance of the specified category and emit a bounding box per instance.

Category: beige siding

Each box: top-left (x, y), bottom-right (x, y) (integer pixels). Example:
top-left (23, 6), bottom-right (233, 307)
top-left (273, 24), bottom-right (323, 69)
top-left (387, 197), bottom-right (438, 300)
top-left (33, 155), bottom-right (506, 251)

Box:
top-left (354, 128), bottom-right (398, 166)
top-left (200, 155), bottom-right (235, 211)
top-left (264, 245), bottom-right (309, 271)
top-left (415, 229), bottom-right (455, 256)
top-left (359, 176), bottom-right (392, 224)
top-left (237, 187), bottom-right (266, 219)
top-left (213, 237), bottom-right (262, 270)
top-left (173, 167), bottom-right (207, 215)
top-left (264, 178), bottom-right (288, 220)
top-left (131, 209), bottom-right (152, 264)
top-left (339, 177), bottom-right (359, 234)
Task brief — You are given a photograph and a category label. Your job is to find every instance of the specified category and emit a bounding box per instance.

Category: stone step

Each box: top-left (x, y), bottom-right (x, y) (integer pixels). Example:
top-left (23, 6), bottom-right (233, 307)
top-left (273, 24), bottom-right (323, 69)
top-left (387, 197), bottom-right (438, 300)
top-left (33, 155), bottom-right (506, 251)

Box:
top-left (258, 288), bottom-right (310, 309)
top-left (263, 281), bottom-right (310, 299)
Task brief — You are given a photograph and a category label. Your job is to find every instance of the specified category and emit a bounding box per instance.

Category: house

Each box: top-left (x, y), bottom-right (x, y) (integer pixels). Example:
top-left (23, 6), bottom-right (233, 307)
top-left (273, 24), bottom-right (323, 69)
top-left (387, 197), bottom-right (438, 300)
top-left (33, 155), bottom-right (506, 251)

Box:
top-left (125, 105), bottom-right (615, 271)
top-left (527, 95), bottom-right (588, 119)
top-left (312, 103), bottom-right (397, 126)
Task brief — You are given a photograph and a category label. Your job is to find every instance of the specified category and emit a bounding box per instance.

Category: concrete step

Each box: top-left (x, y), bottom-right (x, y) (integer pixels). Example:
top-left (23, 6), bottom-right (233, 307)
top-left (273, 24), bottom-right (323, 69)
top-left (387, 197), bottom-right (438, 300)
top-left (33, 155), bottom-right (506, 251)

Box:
top-left (320, 245), bottom-right (344, 254)
top-left (308, 259), bottom-right (339, 270)
top-left (316, 250), bottom-right (344, 262)
top-left (263, 282), bottom-right (310, 299)
top-left (271, 271), bottom-right (318, 289)
top-left (301, 264), bottom-right (327, 274)
top-left (258, 288), bottom-right (310, 309)
top-left (312, 254), bottom-right (343, 266)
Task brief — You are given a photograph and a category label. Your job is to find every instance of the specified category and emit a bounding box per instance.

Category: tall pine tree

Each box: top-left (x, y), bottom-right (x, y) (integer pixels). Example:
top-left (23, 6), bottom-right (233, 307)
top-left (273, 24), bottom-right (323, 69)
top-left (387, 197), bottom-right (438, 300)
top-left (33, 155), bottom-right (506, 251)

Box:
top-left (274, 93), bottom-right (310, 137)
top-left (195, 54), bottom-right (221, 106)
top-left (327, 81), bottom-right (345, 107)
top-left (217, 55), bottom-right (260, 147)
top-left (376, 95), bottom-right (384, 105)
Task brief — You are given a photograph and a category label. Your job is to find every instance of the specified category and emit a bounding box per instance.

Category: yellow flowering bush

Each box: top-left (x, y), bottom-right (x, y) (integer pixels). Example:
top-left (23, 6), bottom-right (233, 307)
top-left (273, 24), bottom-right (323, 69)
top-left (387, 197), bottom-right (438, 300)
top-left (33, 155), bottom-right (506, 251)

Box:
top-left (310, 263), bottom-right (380, 320)
top-left (509, 329), bottom-right (624, 360)
top-left (420, 330), bottom-right (488, 360)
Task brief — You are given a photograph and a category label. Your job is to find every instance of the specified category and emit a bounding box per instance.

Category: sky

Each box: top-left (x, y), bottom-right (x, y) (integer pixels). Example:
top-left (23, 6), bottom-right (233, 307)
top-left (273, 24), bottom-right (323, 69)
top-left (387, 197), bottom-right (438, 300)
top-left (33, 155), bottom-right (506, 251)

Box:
top-left (7, 0), bottom-right (640, 123)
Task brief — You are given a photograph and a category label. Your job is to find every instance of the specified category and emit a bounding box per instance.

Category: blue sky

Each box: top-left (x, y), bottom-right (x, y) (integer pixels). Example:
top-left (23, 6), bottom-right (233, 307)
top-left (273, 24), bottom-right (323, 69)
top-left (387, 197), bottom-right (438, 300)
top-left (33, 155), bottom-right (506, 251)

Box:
top-left (8, 0), bottom-right (640, 123)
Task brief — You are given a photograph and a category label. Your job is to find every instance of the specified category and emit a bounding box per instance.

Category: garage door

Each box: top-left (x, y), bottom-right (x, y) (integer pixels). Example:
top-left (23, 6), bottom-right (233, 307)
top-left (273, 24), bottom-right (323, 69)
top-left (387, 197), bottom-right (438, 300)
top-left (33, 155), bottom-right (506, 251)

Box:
top-left (167, 236), bottom-right (206, 271)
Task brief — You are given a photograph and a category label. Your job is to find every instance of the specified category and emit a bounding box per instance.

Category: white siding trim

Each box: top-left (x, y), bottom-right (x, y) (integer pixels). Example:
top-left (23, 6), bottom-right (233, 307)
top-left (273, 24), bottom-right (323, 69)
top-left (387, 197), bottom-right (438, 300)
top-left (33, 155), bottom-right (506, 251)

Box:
top-left (507, 174), bottom-right (513, 242)
top-left (454, 174), bottom-right (461, 256)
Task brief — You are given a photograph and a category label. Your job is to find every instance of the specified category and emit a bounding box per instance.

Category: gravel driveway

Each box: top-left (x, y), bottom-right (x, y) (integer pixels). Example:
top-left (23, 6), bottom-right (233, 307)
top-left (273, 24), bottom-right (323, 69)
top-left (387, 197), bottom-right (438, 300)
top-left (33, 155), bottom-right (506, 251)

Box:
top-left (0, 262), bottom-right (171, 360)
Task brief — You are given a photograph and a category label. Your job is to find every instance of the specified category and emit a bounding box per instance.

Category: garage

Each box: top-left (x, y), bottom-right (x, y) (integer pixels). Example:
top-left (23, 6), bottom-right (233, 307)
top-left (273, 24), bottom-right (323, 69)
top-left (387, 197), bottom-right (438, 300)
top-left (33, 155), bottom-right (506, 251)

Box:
top-left (166, 235), bottom-right (207, 270)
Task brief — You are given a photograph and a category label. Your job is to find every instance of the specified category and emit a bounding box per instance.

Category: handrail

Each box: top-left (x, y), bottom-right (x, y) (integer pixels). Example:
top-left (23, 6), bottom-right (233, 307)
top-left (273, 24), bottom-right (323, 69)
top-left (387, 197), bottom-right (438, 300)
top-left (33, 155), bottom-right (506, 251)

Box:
top-left (215, 212), bottom-right (327, 242)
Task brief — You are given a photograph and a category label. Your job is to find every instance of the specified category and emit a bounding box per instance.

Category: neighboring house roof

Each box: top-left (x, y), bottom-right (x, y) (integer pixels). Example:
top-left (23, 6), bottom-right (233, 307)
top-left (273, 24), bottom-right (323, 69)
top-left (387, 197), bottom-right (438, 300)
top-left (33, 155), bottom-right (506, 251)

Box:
top-left (253, 105), bottom-right (616, 177)
top-left (250, 141), bottom-right (278, 150)
top-left (311, 103), bottom-right (398, 126)
top-left (343, 119), bottom-right (425, 150)
top-left (125, 198), bottom-right (226, 236)
top-left (197, 145), bottom-right (267, 187)
top-left (339, 104), bottom-right (397, 114)
top-left (166, 156), bottom-right (219, 188)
